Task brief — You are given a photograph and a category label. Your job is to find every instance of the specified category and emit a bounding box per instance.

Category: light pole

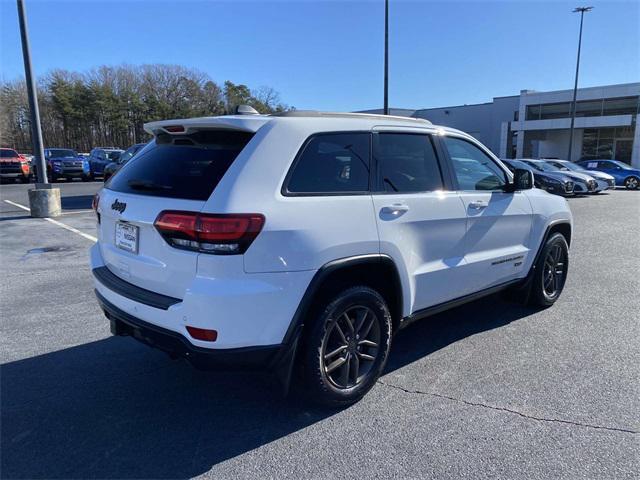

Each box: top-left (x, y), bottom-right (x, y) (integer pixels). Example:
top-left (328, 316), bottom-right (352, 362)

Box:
top-left (567, 6), bottom-right (593, 161)
top-left (16, 0), bottom-right (47, 185)
top-left (17, 0), bottom-right (61, 217)
top-left (383, 0), bottom-right (389, 115)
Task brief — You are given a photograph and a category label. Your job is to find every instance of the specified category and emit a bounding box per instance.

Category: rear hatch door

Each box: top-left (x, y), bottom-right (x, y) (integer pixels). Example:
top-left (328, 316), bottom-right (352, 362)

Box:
top-left (98, 127), bottom-right (255, 299)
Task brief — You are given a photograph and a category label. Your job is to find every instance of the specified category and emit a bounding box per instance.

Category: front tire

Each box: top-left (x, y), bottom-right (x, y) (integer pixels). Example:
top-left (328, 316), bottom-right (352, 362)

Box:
top-left (301, 286), bottom-right (392, 407)
top-left (623, 176), bottom-right (639, 190)
top-left (529, 233), bottom-right (569, 307)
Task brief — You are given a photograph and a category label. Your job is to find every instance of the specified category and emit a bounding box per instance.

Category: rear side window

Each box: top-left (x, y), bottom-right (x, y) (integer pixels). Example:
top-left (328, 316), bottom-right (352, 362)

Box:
top-left (375, 133), bottom-right (443, 192)
top-left (285, 133), bottom-right (370, 194)
top-left (107, 130), bottom-right (254, 200)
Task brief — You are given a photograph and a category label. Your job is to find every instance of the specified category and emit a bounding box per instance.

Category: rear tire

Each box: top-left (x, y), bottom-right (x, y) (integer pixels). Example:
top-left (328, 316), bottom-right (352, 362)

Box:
top-left (528, 233), bottom-right (569, 307)
top-left (301, 286), bottom-right (392, 407)
top-left (624, 176), bottom-right (639, 190)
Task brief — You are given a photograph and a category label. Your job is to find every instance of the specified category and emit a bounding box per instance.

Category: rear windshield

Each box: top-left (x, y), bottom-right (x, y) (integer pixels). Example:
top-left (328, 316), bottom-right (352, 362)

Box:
top-left (106, 130), bottom-right (254, 200)
top-left (0, 149), bottom-right (19, 158)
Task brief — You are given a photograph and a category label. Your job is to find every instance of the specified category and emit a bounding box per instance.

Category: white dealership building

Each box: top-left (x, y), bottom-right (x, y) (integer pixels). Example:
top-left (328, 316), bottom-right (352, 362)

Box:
top-left (364, 82), bottom-right (639, 167)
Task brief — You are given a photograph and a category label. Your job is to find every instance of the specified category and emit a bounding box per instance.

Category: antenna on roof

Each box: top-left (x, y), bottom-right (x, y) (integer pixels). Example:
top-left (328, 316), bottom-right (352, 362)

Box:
top-left (235, 105), bottom-right (260, 115)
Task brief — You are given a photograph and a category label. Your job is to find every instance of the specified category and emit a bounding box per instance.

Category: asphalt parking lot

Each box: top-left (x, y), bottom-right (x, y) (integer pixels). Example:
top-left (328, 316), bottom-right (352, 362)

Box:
top-left (1, 181), bottom-right (638, 479)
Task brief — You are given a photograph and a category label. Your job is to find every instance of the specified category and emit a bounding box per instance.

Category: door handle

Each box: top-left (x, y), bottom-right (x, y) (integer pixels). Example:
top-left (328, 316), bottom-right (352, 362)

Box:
top-left (381, 204), bottom-right (409, 216)
top-left (468, 200), bottom-right (488, 210)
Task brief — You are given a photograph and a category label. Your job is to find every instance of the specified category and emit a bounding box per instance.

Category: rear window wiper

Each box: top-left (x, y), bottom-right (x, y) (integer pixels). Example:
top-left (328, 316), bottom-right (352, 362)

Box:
top-left (127, 180), bottom-right (173, 191)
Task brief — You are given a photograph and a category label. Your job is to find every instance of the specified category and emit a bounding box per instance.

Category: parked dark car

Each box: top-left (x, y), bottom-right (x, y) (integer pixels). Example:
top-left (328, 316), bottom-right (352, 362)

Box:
top-left (103, 143), bottom-right (146, 182)
top-left (503, 159), bottom-right (574, 196)
top-left (38, 148), bottom-right (91, 182)
top-left (576, 159), bottom-right (640, 190)
top-left (0, 148), bottom-right (32, 183)
top-left (521, 159), bottom-right (598, 194)
top-left (88, 147), bottom-right (124, 179)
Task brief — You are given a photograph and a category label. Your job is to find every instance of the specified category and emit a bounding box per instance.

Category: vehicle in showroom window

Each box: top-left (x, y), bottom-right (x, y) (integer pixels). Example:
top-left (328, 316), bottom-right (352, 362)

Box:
top-left (542, 159), bottom-right (616, 191)
top-left (91, 109), bottom-right (573, 406)
top-left (502, 159), bottom-right (575, 196)
top-left (576, 159), bottom-right (640, 190)
top-left (521, 159), bottom-right (600, 194)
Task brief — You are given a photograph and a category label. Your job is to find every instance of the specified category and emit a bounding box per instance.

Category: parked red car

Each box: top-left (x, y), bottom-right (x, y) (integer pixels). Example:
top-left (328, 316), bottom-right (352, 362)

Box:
top-left (0, 148), bottom-right (32, 183)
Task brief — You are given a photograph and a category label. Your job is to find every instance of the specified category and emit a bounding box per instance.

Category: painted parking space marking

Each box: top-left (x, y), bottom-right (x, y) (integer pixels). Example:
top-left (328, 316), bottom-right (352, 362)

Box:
top-left (4, 199), bottom-right (97, 243)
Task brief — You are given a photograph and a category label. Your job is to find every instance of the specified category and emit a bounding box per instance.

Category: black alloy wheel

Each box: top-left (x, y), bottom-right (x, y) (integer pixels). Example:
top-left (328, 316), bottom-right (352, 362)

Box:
top-left (302, 286), bottom-right (392, 406)
top-left (322, 305), bottom-right (381, 389)
top-left (542, 243), bottom-right (567, 299)
top-left (529, 232), bottom-right (569, 307)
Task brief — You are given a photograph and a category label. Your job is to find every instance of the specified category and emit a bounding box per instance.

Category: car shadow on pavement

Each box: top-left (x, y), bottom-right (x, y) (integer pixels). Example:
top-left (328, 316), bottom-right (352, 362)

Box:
top-left (60, 195), bottom-right (95, 210)
top-left (1, 294), bottom-right (537, 479)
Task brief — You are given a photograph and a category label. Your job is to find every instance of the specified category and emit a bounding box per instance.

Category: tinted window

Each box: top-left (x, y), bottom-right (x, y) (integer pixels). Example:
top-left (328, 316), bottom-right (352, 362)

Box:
top-left (443, 136), bottom-right (506, 191)
top-left (375, 133), bottom-right (443, 192)
top-left (48, 149), bottom-right (77, 158)
top-left (0, 149), bottom-right (19, 158)
top-left (107, 130), bottom-right (254, 200)
top-left (119, 144), bottom-right (145, 164)
top-left (286, 133), bottom-right (370, 194)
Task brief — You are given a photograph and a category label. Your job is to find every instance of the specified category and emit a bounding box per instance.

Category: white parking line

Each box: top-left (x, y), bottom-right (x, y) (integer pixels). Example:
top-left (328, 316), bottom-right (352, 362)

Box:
top-left (4, 199), bottom-right (97, 243)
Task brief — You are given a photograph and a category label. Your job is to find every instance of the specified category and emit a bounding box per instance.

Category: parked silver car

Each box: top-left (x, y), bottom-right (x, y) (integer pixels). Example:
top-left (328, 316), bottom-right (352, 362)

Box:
top-left (542, 159), bottom-right (616, 191)
top-left (521, 159), bottom-right (601, 194)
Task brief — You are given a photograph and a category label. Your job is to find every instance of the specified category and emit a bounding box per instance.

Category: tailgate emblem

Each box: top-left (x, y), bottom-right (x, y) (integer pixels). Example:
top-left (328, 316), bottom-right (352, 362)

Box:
top-left (111, 199), bottom-right (127, 214)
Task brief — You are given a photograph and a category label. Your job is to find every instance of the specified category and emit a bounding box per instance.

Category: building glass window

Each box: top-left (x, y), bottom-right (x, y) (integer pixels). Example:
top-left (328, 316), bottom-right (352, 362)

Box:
top-left (602, 96), bottom-right (639, 116)
top-left (574, 100), bottom-right (603, 117)
top-left (525, 105), bottom-right (541, 121)
top-left (524, 96), bottom-right (638, 121)
top-left (580, 127), bottom-right (634, 162)
top-left (539, 102), bottom-right (571, 119)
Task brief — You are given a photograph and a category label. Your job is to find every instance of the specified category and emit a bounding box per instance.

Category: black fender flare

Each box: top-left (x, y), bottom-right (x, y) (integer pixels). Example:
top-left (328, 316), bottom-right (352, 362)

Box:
top-left (281, 254), bottom-right (402, 346)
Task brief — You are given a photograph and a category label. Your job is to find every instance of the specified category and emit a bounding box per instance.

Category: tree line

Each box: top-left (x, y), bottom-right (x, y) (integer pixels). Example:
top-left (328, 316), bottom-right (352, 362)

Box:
top-left (0, 64), bottom-right (290, 153)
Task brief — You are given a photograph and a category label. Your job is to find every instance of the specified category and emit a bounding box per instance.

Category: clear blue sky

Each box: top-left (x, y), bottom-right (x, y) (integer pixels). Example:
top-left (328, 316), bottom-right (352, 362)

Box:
top-left (1, 0), bottom-right (638, 111)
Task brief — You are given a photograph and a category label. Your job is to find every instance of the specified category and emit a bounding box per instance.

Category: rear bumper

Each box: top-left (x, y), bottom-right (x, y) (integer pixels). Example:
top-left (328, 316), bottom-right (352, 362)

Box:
top-left (90, 242), bottom-right (313, 350)
top-left (96, 290), bottom-right (290, 371)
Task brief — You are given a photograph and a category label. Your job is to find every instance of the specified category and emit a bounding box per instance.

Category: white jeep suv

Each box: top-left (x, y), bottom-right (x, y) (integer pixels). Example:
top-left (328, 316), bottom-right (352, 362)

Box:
top-left (91, 110), bottom-right (573, 405)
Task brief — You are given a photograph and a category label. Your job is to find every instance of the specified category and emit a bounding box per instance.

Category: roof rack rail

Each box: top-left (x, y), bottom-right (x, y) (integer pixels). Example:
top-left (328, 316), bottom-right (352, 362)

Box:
top-left (271, 110), bottom-right (431, 124)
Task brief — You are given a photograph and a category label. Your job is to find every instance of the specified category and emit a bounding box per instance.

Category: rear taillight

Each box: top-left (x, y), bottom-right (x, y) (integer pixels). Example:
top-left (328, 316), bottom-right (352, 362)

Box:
top-left (20, 162), bottom-right (29, 174)
top-left (154, 211), bottom-right (264, 255)
top-left (92, 193), bottom-right (101, 223)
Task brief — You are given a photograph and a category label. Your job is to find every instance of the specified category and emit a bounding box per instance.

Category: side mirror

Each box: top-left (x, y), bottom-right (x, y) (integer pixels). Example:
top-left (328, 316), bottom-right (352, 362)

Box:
top-left (507, 168), bottom-right (534, 191)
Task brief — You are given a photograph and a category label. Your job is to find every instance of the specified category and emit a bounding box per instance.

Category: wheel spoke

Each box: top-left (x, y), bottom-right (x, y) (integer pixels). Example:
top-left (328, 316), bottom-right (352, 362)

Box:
top-left (359, 314), bottom-right (376, 339)
top-left (358, 352), bottom-right (376, 362)
top-left (342, 312), bottom-right (355, 334)
top-left (339, 356), bottom-right (350, 387)
top-left (358, 339), bottom-right (378, 348)
top-left (353, 308), bottom-right (368, 333)
top-left (334, 322), bottom-right (347, 344)
top-left (554, 245), bottom-right (562, 263)
top-left (324, 345), bottom-right (347, 361)
top-left (326, 356), bottom-right (346, 374)
top-left (350, 353), bottom-right (360, 384)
